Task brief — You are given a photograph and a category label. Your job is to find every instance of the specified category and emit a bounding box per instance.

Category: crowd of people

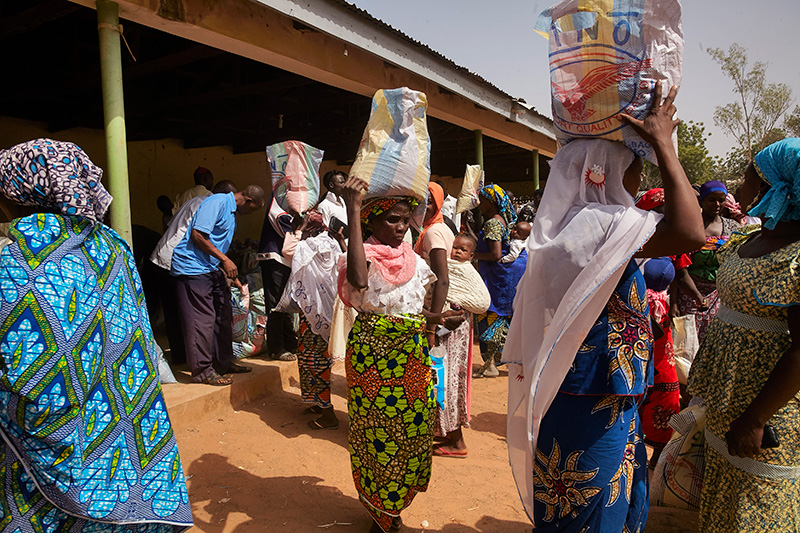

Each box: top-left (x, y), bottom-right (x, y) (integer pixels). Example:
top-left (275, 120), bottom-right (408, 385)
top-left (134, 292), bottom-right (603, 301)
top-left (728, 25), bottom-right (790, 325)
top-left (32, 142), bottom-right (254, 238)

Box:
top-left (0, 86), bottom-right (799, 533)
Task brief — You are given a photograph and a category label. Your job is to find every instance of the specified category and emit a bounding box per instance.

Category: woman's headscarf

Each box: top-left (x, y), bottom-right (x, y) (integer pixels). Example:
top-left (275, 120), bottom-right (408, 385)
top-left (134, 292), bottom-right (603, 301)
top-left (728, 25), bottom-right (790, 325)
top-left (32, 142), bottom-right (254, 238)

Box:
top-left (0, 138), bottom-right (111, 222)
top-left (359, 196), bottom-right (419, 236)
top-left (416, 182), bottom-right (444, 250)
top-left (502, 139), bottom-right (661, 521)
top-left (698, 180), bottom-right (727, 201)
top-left (722, 193), bottom-right (747, 224)
top-left (479, 184), bottom-right (517, 227)
top-left (749, 137), bottom-right (800, 230)
top-left (635, 188), bottom-right (665, 211)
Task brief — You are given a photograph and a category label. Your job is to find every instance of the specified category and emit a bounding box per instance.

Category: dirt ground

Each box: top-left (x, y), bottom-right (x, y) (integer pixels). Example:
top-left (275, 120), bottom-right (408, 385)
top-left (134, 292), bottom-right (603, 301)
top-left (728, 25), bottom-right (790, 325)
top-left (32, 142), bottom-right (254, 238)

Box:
top-left (172, 357), bottom-right (698, 532)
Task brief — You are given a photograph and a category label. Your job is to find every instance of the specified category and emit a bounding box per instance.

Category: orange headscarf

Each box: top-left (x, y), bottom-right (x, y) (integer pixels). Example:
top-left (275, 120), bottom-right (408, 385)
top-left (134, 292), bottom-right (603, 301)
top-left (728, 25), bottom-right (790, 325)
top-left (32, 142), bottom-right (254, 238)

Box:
top-left (415, 182), bottom-right (445, 253)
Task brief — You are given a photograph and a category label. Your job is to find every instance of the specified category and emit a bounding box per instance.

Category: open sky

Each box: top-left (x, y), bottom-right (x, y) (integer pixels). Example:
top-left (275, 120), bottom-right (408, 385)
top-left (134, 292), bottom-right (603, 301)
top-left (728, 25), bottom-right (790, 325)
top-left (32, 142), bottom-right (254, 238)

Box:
top-left (350, 0), bottom-right (800, 158)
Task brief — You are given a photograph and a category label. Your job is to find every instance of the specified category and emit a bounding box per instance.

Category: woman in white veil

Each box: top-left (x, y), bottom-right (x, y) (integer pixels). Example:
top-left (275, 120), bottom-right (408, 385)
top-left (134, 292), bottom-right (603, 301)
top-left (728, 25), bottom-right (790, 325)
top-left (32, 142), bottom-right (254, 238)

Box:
top-left (504, 84), bottom-right (704, 531)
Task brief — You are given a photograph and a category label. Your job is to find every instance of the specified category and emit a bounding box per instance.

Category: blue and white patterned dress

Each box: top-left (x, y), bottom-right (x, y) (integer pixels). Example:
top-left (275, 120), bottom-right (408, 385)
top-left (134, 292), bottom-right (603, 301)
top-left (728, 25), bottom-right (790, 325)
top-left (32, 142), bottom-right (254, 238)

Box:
top-left (0, 213), bottom-right (192, 532)
top-left (533, 260), bottom-right (653, 532)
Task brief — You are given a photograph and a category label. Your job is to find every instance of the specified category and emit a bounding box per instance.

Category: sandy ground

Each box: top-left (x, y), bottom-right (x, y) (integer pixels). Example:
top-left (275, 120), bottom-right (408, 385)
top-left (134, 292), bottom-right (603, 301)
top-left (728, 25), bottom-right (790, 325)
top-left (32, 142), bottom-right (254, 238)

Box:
top-left (172, 357), bottom-right (698, 533)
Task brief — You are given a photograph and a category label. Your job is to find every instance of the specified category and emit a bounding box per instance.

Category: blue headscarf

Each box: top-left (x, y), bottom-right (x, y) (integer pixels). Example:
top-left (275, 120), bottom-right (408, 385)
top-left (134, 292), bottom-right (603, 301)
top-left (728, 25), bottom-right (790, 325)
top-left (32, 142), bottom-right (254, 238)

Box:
top-left (698, 180), bottom-right (727, 201)
top-left (479, 184), bottom-right (517, 227)
top-left (749, 138), bottom-right (800, 230)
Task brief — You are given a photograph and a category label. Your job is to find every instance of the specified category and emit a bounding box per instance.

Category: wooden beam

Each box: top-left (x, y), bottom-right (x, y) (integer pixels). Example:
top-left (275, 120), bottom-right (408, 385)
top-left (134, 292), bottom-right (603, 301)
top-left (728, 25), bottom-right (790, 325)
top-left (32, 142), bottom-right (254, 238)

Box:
top-left (1, 1), bottom-right (82, 40)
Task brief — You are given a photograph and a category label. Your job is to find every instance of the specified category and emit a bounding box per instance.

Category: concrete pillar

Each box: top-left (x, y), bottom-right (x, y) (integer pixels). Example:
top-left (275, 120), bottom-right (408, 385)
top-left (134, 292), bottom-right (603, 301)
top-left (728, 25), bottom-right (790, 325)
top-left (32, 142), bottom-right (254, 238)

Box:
top-left (97, 0), bottom-right (132, 243)
top-left (532, 148), bottom-right (540, 190)
top-left (473, 129), bottom-right (484, 170)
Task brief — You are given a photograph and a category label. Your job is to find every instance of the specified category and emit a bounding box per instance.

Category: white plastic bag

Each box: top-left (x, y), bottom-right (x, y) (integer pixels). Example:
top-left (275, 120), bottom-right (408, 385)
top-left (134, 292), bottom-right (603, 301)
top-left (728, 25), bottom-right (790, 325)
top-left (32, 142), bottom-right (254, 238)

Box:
top-left (456, 164), bottom-right (484, 214)
top-left (536, 0), bottom-right (683, 163)
top-left (672, 314), bottom-right (698, 384)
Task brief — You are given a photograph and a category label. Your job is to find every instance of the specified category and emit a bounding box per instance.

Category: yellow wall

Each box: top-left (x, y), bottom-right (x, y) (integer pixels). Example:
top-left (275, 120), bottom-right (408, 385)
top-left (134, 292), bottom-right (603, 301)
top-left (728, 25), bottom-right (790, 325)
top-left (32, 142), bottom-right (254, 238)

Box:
top-left (0, 116), bottom-right (347, 242)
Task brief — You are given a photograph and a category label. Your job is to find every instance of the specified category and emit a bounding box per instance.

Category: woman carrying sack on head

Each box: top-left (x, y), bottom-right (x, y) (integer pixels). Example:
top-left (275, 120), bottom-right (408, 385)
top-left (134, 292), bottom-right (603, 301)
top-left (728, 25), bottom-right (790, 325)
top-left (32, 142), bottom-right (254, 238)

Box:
top-left (504, 84), bottom-right (705, 531)
top-left (337, 176), bottom-right (460, 532)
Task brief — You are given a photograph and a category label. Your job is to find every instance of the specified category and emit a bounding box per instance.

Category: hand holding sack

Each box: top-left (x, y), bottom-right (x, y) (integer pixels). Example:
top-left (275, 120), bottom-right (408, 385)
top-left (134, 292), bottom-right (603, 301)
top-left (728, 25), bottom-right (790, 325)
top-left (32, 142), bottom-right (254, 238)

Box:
top-left (267, 140), bottom-right (324, 214)
top-left (537, 0), bottom-right (683, 163)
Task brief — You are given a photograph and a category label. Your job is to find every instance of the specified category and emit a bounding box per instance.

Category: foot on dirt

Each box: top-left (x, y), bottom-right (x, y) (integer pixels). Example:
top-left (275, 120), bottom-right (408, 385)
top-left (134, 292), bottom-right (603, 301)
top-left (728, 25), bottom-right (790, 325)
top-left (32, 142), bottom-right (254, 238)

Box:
top-left (271, 351), bottom-right (297, 361)
top-left (432, 443), bottom-right (468, 458)
top-left (303, 405), bottom-right (323, 415)
top-left (307, 417), bottom-right (339, 430)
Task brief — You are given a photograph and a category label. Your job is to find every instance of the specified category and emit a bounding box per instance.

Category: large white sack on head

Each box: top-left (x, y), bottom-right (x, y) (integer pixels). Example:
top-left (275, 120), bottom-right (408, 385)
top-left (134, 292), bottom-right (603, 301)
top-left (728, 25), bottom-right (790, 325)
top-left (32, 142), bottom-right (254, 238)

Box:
top-left (456, 164), bottom-right (485, 214)
top-left (350, 87), bottom-right (431, 204)
top-left (536, 0), bottom-right (683, 164)
top-left (267, 140), bottom-right (323, 214)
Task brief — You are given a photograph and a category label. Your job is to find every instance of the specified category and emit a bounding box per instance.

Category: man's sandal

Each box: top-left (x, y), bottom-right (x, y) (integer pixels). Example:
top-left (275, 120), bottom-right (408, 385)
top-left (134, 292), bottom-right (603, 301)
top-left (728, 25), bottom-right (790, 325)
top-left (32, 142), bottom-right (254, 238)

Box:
top-left (202, 372), bottom-right (232, 386)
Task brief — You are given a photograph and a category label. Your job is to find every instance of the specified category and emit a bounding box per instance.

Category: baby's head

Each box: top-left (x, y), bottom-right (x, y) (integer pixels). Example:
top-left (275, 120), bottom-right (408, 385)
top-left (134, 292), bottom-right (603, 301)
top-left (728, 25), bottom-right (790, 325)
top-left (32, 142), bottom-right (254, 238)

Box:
top-left (510, 221), bottom-right (531, 241)
top-left (451, 234), bottom-right (477, 262)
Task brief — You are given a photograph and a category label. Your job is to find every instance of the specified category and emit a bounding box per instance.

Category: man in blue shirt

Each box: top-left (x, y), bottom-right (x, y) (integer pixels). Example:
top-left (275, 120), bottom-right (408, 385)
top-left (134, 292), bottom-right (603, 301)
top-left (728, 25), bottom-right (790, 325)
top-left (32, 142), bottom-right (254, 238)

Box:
top-left (171, 185), bottom-right (265, 386)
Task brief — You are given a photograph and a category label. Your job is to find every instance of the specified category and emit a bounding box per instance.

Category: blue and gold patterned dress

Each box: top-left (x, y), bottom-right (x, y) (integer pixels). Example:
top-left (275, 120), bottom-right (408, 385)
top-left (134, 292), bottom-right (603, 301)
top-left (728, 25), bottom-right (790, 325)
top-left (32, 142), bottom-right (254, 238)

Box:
top-left (0, 213), bottom-right (192, 531)
top-left (533, 260), bottom-right (652, 532)
top-left (689, 226), bottom-right (800, 532)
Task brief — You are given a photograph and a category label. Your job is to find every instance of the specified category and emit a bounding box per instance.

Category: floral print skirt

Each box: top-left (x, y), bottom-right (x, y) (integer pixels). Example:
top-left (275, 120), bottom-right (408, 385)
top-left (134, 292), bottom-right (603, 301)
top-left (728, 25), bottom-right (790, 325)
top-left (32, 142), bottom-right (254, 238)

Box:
top-left (534, 392), bottom-right (649, 532)
top-left (297, 315), bottom-right (332, 408)
top-left (346, 313), bottom-right (435, 532)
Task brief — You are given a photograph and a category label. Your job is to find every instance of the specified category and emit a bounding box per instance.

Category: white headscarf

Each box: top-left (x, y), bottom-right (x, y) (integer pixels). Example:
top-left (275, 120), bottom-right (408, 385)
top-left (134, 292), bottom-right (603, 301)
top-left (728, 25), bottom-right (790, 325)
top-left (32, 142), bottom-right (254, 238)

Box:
top-left (502, 139), bottom-right (661, 521)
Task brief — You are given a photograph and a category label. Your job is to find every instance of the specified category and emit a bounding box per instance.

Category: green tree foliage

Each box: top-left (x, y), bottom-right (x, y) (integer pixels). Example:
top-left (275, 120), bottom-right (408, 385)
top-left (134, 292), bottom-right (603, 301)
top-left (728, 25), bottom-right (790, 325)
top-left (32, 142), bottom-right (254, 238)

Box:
top-left (640, 120), bottom-right (716, 190)
top-left (786, 106), bottom-right (800, 138)
top-left (708, 43), bottom-right (794, 161)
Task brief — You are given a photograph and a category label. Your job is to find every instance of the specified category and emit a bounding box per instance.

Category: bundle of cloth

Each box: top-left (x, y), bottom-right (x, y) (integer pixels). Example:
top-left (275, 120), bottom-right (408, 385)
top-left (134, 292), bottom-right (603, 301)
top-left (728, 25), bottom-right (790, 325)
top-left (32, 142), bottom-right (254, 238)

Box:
top-left (446, 258), bottom-right (491, 314)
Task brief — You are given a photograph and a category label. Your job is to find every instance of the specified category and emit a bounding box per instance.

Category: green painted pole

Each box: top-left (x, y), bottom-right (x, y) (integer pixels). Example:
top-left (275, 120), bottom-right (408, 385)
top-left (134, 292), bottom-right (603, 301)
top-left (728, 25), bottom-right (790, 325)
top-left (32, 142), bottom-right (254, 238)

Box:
top-left (532, 148), bottom-right (540, 190)
top-left (473, 129), bottom-right (484, 170)
top-left (97, 0), bottom-right (132, 243)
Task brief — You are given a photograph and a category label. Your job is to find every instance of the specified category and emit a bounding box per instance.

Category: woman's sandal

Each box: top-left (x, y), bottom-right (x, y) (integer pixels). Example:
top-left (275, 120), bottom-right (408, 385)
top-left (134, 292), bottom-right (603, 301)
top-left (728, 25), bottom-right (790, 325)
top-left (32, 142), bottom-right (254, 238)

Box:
top-left (307, 418), bottom-right (339, 430)
top-left (202, 372), bottom-right (232, 386)
top-left (303, 405), bottom-right (323, 415)
top-left (390, 516), bottom-right (403, 531)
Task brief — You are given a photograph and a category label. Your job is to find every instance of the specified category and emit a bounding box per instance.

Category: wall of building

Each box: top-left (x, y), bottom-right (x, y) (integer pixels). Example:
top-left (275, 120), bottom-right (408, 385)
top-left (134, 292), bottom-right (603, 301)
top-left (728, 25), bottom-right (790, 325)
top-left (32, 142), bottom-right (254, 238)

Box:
top-left (0, 116), bottom-right (348, 242)
top-left (0, 116), bottom-right (538, 246)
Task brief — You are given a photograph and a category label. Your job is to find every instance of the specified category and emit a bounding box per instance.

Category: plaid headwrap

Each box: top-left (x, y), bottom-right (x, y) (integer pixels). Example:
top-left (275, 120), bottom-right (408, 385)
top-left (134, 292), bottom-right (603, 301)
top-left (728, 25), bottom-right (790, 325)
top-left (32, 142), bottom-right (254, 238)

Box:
top-left (359, 196), bottom-right (419, 234)
top-left (0, 138), bottom-right (111, 222)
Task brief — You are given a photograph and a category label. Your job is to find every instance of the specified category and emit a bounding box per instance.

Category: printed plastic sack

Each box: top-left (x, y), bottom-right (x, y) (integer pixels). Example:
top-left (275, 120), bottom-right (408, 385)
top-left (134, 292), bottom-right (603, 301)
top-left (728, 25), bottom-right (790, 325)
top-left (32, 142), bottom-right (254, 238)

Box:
top-left (536, 0), bottom-right (683, 163)
top-left (350, 88), bottom-right (431, 204)
top-left (672, 314), bottom-right (698, 384)
top-left (267, 140), bottom-right (324, 214)
top-left (456, 164), bottom-right (484, 214)
top-left (651, 404), bottom-right (705, 510)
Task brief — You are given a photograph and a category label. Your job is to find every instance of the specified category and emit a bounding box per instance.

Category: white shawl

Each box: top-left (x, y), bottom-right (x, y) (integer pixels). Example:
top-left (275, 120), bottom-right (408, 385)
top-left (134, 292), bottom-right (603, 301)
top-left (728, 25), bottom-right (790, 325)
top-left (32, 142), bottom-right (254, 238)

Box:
top-left (502, 139), bottom-right (661, 521)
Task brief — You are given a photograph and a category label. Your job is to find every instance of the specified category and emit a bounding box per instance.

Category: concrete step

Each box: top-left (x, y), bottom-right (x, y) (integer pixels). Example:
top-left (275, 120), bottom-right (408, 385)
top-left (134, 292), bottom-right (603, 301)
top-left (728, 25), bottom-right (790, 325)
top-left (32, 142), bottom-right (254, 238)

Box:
top-left (161, 356), bottom-right (297, 434)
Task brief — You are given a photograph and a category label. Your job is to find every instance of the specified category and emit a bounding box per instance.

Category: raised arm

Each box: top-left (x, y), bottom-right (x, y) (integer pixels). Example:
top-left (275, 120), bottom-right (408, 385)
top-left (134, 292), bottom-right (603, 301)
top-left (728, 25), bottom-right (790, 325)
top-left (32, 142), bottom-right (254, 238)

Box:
top-left (622, 84), bottom-right (705, 258)
top-left (340, 176), bottom-right (369, 289)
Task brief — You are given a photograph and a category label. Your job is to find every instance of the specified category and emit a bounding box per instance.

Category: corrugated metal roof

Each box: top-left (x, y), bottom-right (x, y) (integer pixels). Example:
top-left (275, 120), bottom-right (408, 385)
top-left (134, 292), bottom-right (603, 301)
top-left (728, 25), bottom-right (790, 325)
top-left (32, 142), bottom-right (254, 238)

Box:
top-left (331, 0), bottom-right (549, 122)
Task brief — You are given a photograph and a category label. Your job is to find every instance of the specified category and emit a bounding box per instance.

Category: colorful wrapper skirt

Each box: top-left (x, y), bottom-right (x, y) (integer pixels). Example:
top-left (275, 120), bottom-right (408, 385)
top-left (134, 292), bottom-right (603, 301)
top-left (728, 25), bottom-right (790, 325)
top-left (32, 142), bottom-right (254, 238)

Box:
top-left (639, 327), bottom-right (680, 447)
top-left (434, 315), bottom-right (472, 436)
top-left (297, 315), bottom-right (332, 408)
top-left (476, 312), bottom-right (510, 366)
top-left (346, 313), bottom-right (435, 532)
top-left (676, 276), bottom-right (720, 346)
top-left (533, 393), bottom-right (649, 532)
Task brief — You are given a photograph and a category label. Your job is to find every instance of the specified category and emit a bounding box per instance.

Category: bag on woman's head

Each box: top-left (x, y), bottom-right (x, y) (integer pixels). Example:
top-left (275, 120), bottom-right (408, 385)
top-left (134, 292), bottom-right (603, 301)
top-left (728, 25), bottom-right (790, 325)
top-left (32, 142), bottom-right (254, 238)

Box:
top-left (536, 0), bottom-right (683, 163)
top-left (350, 88), bottom-right (431, 214)
top-left (267, 140), bottom-right (324, 214)
top-left (456, 164), bottom-right (485, 214)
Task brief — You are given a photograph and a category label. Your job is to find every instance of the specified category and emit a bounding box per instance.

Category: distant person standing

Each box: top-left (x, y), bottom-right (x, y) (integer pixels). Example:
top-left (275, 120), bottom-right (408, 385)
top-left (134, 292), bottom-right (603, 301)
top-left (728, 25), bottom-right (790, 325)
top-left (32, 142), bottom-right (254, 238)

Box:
top-left (317, 170), bottom-right (348, 229)
top-left (171, 185), bottom-right (265, 385)
top-left (173, 166), bottom-right (213, 214)
top-left (259, 197), bottom-right (299, 361)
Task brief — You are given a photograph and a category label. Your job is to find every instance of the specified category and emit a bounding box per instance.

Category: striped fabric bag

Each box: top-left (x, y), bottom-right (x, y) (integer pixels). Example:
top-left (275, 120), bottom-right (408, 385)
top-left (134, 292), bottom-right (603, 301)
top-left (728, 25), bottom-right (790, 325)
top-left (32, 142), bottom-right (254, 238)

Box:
top-left (350, 88), bottom-right (431, 205)
top-left (536, 0), bottom-right (683, 163)
top-left (266, 140), bottom-right (324, 214)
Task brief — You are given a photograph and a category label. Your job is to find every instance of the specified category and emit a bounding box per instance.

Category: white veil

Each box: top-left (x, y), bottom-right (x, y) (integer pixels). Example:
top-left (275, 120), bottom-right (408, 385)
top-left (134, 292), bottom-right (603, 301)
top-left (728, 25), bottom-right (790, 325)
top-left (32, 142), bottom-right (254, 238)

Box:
top-left (502, 139), bottom-right (662, 521)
